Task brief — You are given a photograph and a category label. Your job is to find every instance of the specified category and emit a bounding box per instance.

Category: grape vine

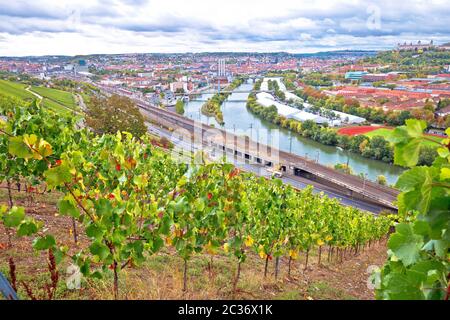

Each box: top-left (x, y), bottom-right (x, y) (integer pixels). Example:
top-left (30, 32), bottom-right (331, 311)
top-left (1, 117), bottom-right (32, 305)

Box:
top-left (375, 120), bottom-right (449, 300)
top-left (1, 97), bottom-right (394, 299)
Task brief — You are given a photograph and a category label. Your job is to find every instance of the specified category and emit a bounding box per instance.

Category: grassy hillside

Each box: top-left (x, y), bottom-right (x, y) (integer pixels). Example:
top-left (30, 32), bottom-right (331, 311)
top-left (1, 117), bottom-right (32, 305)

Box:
top-left (41, 98), bottom-right (72, 115)
top-left (0, 79), bottom-right (35, 100)
top-left (30, 86), bottom-right (77, 110)
top-left (0, 79), bottom-right (79, 114)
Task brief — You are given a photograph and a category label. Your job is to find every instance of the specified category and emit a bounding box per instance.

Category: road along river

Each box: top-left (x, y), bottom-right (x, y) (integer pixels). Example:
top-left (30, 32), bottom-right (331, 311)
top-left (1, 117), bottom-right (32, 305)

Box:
top-left (183, 82), bottom-right (404, 185)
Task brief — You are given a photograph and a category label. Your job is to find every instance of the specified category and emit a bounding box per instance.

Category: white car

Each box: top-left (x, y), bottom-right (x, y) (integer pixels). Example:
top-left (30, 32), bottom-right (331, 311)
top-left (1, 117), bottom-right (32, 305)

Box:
top-left (266, 168), bottom-right (283, 178)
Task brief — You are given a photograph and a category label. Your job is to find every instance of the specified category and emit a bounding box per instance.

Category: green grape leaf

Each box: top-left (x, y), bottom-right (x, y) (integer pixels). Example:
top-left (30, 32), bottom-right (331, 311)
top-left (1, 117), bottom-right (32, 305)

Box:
top-left (440, 168), bottom-right (450, 181)
top-left (85, 224), bottom-right (104, 240)
top-left (3, 206), bottom-right (25, 227)
top-left (389, 119), bottom-right (428, 168)
top-left (17, 219), bottom-right (41, 236)
top-left (393, 139), bottom-right (421, 168)
top-left (89, 242), bottom-right (110, 260)
top-left (382, 272), bottom-right (425, 300)
top-left (159, 214), bottom-right (172, 235)
top-left (152, 236), bottom-right (164, 252)
top-left (437, 147), bottom-right (450, 159)
top-left (94, 199), bottom-right (113, 217)
top-left (44, 162), bottom-right (73, 188)
top-left (405, 119), bottom-right (427, 138)
top-left (383, 270), bottom-right (425, 300)
top-left (52, 247), bottom-right (65, 265)
top-left (8, 136), bottom-right (33, 159)
top-left (422, 239), bottom-right (448, 258)
top-left (389, 126), bottom-right (409, 144)
top-left (395, 167), bottom-right (433, 214)
top-left (58, 199), bottom-right (80, 218)
top-left (33, 235), bottom-right (56, 250)
top-left (388, 223), bottom-right (423, 266)
top-left (412, 220), bottom-right (430, 236)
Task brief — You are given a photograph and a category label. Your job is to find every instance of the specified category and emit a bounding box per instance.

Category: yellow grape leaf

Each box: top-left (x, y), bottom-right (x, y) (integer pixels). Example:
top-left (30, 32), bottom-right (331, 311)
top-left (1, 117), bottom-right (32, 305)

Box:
top-left (258, 245), bottom-right (266, 259)
top-left (440, 168), bottom-right (450, 181)
top-left (289, 249), bottom-right (298, 259)
top-left (244, 235), bottom-right (254, 247)
top-left (23, 134), bottom-right (38, 147)
top-left (38, 139), bottom-right (53, 158)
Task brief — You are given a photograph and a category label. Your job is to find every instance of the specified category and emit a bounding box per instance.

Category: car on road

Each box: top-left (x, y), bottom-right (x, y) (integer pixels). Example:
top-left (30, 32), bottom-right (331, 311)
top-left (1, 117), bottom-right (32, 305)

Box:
top-left (266, 167), bottom-right (283, 178)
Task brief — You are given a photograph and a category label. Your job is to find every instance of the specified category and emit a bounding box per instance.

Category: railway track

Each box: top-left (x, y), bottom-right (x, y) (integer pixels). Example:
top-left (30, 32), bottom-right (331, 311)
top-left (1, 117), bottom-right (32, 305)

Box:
top-left (97, 85), bottom-right (399, 210)
top-left (137, 102), bottom-right (399, 209)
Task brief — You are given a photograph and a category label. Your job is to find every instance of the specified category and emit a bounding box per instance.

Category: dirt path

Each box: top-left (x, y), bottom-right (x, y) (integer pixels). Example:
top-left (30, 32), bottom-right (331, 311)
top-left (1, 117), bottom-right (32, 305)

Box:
top-left (25, 86), bottom-right (43, 100)
top-left (75, 93), bottom-right (87, 111)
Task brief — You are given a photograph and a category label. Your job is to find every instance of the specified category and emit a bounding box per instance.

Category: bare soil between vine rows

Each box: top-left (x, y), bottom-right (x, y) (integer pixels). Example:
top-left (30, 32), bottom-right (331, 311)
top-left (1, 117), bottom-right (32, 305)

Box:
top-left (0, 187), bottom-right (387, 300)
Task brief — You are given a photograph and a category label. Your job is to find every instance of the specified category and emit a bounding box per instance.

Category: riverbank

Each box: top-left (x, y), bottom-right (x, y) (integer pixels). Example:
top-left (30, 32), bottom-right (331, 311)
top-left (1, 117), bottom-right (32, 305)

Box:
top-left (201, 78), bottom-right (245, 124)
top-left (184, 81), bottom-right (404, 184)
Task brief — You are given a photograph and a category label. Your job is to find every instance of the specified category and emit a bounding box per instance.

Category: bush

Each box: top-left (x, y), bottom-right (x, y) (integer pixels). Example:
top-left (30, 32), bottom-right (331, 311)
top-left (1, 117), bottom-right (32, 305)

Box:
top-left (376, 175), bottom-right (387, 185)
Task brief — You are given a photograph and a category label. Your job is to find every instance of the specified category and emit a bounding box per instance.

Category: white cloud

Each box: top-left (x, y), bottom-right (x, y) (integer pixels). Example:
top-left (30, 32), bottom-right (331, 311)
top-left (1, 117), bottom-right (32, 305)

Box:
top-left (0, 0), bottom-right (449, 56)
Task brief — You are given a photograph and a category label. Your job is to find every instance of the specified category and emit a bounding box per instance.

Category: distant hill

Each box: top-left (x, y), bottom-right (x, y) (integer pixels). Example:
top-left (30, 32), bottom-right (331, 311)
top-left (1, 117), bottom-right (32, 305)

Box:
top-left (1, 50), bottom-right (379, 61)
top-left (292, 50), bottom-right (377, 59)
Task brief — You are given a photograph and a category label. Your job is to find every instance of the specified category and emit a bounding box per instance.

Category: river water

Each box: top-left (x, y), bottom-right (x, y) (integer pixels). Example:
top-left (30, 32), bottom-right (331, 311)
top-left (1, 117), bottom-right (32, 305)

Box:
top-left (184, 82), bottom-right (404, 185)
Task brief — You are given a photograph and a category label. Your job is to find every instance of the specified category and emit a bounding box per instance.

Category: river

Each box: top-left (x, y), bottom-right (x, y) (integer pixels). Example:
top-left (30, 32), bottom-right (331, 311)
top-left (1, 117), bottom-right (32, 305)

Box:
top-left (184, 82), bottom-right (404, 185)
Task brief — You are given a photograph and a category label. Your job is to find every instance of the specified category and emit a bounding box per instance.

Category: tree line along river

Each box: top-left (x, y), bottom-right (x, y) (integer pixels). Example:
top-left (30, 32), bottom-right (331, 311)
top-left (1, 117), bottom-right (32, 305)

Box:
top-left (183, 81), bottom-right (404, 185)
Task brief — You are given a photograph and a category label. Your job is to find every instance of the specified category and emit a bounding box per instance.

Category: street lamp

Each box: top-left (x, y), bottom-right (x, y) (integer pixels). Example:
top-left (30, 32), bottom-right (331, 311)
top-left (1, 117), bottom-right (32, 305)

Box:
top-left (363, 173), bottom-right (368, 190)
top-left (289, 132), bottom-right (293, 154)
top-left (316, 150), bottom-right (320, 163)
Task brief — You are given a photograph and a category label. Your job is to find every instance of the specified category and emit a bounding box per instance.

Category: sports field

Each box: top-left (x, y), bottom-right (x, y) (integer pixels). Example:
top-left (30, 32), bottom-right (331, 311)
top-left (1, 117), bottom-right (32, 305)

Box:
top-left (337, 126), bottom-right (388, 136)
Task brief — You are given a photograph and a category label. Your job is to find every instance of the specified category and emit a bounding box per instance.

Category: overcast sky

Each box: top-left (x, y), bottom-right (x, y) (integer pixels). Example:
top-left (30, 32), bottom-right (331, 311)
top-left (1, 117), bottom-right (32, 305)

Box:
top-left (0, 0), bottom-right (449, 56)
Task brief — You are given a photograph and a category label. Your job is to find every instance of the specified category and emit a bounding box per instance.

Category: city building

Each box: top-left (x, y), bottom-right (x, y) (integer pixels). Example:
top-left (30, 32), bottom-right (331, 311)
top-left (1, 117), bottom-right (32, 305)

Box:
top-left (397, 40), bottom-right (435, 51)
top-left (345, 71), bottom-right (368, 81)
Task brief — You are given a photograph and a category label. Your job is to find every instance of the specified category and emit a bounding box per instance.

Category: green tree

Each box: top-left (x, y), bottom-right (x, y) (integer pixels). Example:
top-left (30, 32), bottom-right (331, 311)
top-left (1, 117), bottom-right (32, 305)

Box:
top-left (376, 175), bottom-right (387, 186)
top-left (175, 99), bottom-right (185, 115)
top-left (334, 163), bottom-right (353, 175)
top-left (86, 94), bottom-right (147, 137)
